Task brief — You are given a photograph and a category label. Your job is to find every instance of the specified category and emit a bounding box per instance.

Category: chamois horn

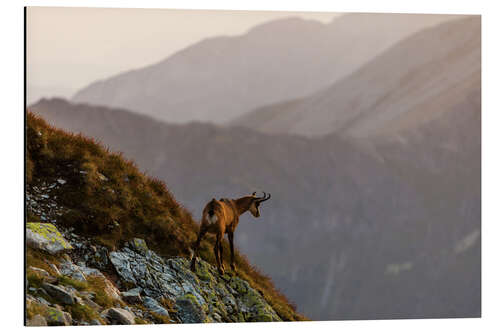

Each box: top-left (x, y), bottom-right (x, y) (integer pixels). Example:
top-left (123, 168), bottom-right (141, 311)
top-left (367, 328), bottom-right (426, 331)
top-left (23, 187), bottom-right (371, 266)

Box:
top-left (255, 191), bottom-right (271, 203)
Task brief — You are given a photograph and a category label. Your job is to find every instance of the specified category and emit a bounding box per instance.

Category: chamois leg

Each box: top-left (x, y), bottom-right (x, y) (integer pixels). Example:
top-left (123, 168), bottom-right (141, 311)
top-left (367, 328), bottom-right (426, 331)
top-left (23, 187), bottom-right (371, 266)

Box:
top-left (190, 224), bottom-right (207, 271)
top-left (228, 232), bottom-right (236, 272)
top-left (219, 238), bottom-right (225, 273)
top-left (214, 233), bottom-right (225, 275)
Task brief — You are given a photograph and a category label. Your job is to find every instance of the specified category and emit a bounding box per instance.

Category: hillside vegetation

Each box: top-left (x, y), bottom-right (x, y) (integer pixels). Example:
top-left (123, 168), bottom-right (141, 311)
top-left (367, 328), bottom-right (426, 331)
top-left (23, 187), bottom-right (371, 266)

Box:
top-left (26, 112), bottom-right (305, 322)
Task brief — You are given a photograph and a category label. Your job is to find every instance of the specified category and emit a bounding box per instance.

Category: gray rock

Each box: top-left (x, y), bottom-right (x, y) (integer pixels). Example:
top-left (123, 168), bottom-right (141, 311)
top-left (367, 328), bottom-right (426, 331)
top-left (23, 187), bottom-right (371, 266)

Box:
top-left (109, 251), bottom-right (138, 285)
top-left (41, 283), bottom-right (75, 305)
top-left (59, 260), bottom-right (86, 282)
top-left (80, 265), bottom-right (105, 278)
top-left (36, 296), bottom-right (52, 306)
top-left (26, 314), bottom-right (47, 326)
top-left (102, 308), bottom-right (136, 325)
top-left (121, 288), bottom-right (142, 304)
top-left (109, 249), bottom-right (180, 298)
top-left (143, 296), bottom-right (169, 317)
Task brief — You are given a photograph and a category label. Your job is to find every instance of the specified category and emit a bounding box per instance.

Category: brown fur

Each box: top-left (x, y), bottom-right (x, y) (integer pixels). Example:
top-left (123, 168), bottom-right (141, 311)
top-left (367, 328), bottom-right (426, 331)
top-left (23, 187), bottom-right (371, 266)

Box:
top-left (190, 192), bottom-right (270, 274)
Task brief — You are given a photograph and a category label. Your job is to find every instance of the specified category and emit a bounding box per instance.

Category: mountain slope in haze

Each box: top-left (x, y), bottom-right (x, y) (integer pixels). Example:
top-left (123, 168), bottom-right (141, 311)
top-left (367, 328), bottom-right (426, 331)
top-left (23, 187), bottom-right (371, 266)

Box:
top-left (30, 98), bottom-right (480, 320)
top-left (232, 16), bottom-right (480, 138)
top-left (72, 13), bottom-right (460, 124)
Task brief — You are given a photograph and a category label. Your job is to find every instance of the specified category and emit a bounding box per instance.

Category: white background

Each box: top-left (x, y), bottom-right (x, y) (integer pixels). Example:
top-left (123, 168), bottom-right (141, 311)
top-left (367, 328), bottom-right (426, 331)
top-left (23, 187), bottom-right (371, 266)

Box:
top-left (1, 0), bottom-right (498, 332)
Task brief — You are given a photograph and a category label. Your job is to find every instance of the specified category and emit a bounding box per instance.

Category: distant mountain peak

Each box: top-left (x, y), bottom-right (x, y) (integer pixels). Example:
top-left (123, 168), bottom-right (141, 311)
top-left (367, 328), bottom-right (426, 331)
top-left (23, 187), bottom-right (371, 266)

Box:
top-left (246, 16), bottom-right (327, 33)
top-left (232, 16), bottom-right (480, 138)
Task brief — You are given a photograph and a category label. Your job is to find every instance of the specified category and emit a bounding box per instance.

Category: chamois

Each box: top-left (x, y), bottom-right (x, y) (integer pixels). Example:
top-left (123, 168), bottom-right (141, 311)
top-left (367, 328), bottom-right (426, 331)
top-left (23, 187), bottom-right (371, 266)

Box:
top-left (190, 192), bottom-right (271, 274)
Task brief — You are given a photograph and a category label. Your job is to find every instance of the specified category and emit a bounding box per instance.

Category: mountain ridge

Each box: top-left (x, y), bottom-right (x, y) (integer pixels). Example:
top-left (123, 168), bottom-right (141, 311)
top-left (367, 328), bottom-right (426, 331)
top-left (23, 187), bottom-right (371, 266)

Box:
top-left (232, 16), bottom-right (480, 138)
top-left (72, 13), bottom-right (461, 124)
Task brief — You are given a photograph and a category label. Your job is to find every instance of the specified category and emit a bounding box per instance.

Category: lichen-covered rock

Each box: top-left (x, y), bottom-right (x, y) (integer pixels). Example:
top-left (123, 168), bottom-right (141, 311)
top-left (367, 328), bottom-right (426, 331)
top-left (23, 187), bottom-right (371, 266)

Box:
top-left (45, 306), bottom-right (71, 326)
top-left (109, 247), bottom-right (182, 298)
top-left (26, 231), bottom-right (283, 325)
top-left (129, 238), bottom-right (149, 255)
top-left (175, 293), bottom-right (206, 323)
top-left (108, 239), bottom-right (281, 323)
top-left (101, 308), bottom-right (136, 325)
top-left (26, 223), bottom-right (73, 254)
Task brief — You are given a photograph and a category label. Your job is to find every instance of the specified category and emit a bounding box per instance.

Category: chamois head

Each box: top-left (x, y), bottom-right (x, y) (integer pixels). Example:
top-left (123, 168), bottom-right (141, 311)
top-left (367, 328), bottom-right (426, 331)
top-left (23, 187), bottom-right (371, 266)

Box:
top-left (248, 191), bottom-right (271, 218)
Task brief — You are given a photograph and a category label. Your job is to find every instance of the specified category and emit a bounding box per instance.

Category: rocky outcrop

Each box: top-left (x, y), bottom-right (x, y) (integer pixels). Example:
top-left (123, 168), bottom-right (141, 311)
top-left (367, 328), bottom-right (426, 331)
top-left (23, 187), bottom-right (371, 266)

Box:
top-left (25, 224), bottom-right (282, 325)
top-left (109, 238), bottom-right (281, 323)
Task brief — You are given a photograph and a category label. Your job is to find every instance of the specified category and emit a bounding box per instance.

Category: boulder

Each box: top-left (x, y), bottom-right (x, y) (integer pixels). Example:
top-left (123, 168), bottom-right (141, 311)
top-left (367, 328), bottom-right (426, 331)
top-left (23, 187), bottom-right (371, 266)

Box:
top-left (101, 308), bottom-right (136, 325)
top-left (41, 283), bottom-right (75, 305)
top-left (121, 288), bottom-right (142, 304)
top-left (26, 223), bottom-right (73, 254)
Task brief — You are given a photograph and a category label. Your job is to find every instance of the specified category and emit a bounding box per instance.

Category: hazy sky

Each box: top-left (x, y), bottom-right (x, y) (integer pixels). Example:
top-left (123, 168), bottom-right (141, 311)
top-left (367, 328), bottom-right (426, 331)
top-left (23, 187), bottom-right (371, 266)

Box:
top-left (27, 7), bottom-right (340, 102)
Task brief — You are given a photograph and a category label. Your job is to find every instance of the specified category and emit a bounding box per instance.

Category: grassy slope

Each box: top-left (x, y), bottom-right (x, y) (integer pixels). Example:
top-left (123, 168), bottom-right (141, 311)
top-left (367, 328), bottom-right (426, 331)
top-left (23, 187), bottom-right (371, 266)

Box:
top-left (26, 112), bottom-right (306, 321)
